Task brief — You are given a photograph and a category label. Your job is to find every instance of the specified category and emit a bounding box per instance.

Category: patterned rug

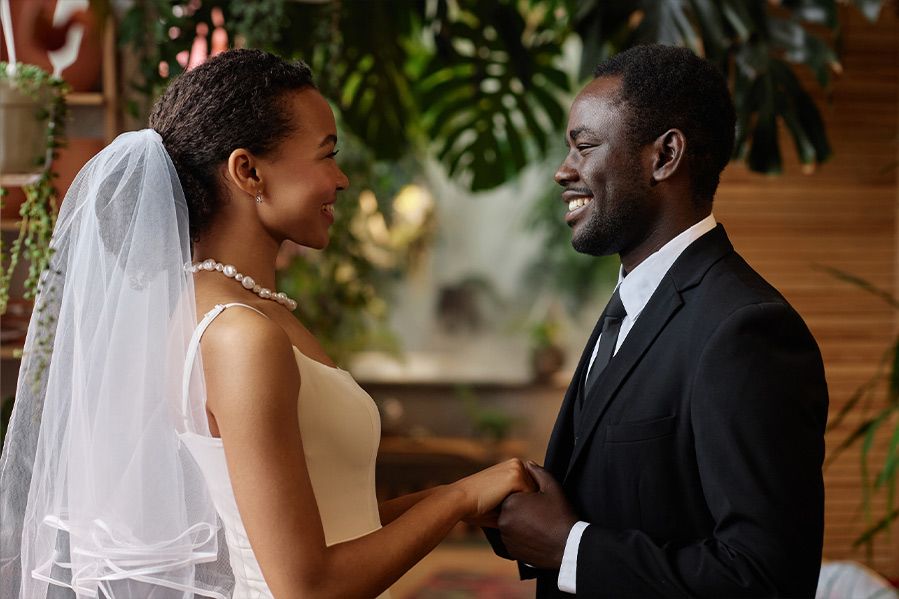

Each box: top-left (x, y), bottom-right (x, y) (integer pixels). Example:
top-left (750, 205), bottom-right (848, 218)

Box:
top-left (406, 570), bottom-right (534, 598)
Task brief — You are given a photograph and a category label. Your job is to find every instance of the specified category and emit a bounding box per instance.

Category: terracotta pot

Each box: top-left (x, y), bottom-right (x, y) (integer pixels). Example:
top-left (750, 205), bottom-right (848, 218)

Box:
top-left (1, 187), bottom-right (27, 220)
top-left (0, 81), bottom-right (49, 175)
top-left (532, 344), bottom-right (565, 383)
top-left (0, 298), bottom-right (31, 344)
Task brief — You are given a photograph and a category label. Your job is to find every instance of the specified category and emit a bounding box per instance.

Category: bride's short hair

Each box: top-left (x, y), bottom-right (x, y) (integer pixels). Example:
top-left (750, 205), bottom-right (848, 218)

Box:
top-left (149, 49), bottom-right (315, 241)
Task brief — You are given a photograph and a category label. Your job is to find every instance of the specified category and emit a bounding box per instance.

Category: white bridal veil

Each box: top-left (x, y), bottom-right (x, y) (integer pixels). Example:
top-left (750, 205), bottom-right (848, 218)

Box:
top-left (0, 130), bottom-right (234, 598)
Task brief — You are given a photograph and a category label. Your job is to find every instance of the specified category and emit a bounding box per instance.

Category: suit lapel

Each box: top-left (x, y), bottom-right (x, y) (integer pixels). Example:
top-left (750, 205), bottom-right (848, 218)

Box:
top-left (562, 224), bottom-right (736, 482)
top-left (564, 279), bottom-right (683, 480)
top-left (544, 309), bottom-right (607, 477)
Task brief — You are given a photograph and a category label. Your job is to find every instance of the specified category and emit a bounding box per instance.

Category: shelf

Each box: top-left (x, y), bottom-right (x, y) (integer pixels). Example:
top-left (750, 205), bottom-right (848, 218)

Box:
top-left (379, 435), bottom-right (526, 463)
top-left (0, 173), bottom-right (41, 187)
top-left (1, 219), bottom-right (21, 232)
top-left (349, 347), bottom-right (534, 386)
top-left (67, 92), bottom-right (104, 106)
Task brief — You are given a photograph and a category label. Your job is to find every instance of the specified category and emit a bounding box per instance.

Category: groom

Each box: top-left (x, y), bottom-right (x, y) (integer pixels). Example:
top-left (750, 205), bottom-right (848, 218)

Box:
top-left (489, 45), bottom-right (828, 597)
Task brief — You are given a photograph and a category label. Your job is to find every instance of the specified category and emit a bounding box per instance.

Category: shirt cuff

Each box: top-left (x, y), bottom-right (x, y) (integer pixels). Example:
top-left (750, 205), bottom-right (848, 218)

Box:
top-left (558, 521), bottom-right (589, 593)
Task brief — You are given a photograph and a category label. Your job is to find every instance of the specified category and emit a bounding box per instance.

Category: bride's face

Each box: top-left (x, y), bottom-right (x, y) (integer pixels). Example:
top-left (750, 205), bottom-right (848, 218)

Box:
top-left (256, 88), bottom-right (349, 249)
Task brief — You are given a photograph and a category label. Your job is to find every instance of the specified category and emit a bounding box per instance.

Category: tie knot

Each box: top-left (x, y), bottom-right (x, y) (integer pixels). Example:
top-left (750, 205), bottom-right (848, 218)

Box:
top-left (604, 288), bottom-right (627, 320)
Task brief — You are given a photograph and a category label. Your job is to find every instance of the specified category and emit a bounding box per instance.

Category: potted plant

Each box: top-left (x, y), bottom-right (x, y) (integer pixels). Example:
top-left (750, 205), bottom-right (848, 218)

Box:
top-left (458, 385), bottom-right (517, 447)
top-left (0, 66), bottom-right (49, 175)
top-left (0, 61), bottom-right (68, 315)
top-left (530, 315), bottom-right (566, 384)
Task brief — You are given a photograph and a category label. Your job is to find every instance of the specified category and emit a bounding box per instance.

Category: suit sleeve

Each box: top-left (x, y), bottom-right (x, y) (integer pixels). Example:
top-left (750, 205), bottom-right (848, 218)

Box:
top-left (482, 527), bottom-right (512, 560)
top-left (575, 302), bottom-right (828, 598)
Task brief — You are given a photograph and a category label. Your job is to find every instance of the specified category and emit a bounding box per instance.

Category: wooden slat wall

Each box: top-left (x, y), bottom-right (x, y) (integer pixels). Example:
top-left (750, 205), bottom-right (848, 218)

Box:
top-left (714, 8), bottom-right (899, 577)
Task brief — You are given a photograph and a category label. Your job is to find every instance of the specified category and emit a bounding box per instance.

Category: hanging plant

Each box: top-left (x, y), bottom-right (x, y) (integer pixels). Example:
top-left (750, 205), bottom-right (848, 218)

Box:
top-left (0, 62), bottom-right (69, 316)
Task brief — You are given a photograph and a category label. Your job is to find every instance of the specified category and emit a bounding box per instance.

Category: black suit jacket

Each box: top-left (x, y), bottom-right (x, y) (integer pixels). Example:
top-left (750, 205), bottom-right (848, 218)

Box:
top-left (494, 225), bottom-right (828, 598)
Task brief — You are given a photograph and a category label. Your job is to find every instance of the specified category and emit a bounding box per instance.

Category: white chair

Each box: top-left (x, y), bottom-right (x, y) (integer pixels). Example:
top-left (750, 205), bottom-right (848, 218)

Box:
top-left (817, 560), bottom-right (898, 599)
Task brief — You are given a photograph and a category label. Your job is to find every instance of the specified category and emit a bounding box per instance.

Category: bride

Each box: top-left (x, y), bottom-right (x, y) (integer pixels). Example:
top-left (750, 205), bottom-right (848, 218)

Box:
top-left (0, 49), bottom-right (533, 598)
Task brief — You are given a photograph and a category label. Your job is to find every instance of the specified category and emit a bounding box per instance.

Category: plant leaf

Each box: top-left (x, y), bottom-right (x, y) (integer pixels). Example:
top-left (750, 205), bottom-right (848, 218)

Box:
top-left (889, 337), bottom-right (899, 403)
top-left (572, 0), bottom-right (637, 77)
top-left (874, 407), bottom-right (899, 489)
top-left (827, 413), bottom-right (888, 470)
top-left (853, 507), bottom-right (899, 547)
top-left (815, 265), bottom-right (899, 310)
top-left (770, 59), bottom-right (832, 163)
top-left (825, 362), bottom-right (882, 434)
top-left (417, 0), bottom-right (569, 191)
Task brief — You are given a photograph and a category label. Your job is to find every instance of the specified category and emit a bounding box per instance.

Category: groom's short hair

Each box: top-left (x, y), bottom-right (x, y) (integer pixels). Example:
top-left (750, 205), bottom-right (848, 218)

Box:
top-left (594, 44), bottom-right (736, 204)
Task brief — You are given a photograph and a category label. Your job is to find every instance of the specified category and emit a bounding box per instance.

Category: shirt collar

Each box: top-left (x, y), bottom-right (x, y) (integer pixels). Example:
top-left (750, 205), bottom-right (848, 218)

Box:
top-left (616, 214), bottom-right (717, 320)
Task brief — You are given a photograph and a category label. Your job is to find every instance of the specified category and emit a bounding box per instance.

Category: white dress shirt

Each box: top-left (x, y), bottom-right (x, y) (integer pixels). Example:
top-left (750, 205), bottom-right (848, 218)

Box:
top-left (557, 214), bottom-right (717, 593)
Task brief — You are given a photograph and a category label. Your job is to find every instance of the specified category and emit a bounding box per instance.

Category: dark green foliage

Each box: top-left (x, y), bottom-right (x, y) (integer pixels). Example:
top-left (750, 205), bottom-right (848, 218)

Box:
top-left (417, 1), bottom-right (571, 190)
top-left (573, 0), bottom-right (883, 175)
top-left (119, 0), bottom-right (886, 186)
top-left (457, 384), bottom-right (517, 441)
top-left (111, 0), bottom-right (893, 362)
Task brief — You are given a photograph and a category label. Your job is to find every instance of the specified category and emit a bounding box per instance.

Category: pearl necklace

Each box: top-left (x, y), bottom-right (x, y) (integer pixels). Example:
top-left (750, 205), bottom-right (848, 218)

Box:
top-left (186, 259), bottom-right (298, 311)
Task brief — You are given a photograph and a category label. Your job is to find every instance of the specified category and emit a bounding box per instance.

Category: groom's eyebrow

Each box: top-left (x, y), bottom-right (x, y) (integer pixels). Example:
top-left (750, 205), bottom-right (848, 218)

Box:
top-left (568, 127), bottom-right (589, 144)
top-left (319, 134), bottom-right (338, 147)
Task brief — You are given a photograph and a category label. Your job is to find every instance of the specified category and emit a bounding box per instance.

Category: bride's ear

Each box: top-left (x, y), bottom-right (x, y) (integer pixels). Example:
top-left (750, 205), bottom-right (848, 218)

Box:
top-left (225, 148), bottom-right (262, 198)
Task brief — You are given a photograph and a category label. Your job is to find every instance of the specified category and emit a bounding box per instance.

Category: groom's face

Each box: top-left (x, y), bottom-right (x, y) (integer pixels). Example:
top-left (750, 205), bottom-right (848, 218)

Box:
top-left (554, 76), bottom-right (655, 257)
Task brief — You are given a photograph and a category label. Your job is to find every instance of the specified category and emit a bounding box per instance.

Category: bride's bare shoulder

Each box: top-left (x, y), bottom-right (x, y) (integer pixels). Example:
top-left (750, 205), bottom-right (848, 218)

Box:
top-left (198, 305), bottom-right (300, 412)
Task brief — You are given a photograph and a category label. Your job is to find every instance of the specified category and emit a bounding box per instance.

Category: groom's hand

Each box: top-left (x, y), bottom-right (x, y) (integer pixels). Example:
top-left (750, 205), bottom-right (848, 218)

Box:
top-left (497, 461), bottom-right (578, 570)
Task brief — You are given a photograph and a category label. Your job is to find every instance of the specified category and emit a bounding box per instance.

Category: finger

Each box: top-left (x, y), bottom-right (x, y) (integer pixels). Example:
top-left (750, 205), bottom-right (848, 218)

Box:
top-left (520, 467), bottom-right (539, 492)
top-left (524, 461), bottom-right (556, 492)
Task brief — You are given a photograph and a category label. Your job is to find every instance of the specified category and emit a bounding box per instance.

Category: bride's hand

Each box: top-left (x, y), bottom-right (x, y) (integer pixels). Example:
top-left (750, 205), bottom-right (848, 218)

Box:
top-left (451, 459), bottom-right (536, 520)
top-left (462, 507), bottom-right (500, 528)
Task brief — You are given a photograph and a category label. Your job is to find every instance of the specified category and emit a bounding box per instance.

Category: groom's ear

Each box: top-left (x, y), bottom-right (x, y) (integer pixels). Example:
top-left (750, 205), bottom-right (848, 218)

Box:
top-left (224, 148), bottom-right (262, 198)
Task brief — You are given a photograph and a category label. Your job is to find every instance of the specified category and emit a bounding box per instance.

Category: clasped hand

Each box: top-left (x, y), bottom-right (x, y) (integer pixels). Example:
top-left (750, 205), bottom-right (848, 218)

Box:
top-left (495, 461), bottom-right (578, 570)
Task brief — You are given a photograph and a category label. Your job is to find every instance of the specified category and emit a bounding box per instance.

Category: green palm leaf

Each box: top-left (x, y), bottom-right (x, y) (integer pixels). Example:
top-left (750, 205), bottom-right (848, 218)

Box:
top-left (417, 0), bottom-right (570, 191)
top-left (822, 266), bottom-right (899, 544)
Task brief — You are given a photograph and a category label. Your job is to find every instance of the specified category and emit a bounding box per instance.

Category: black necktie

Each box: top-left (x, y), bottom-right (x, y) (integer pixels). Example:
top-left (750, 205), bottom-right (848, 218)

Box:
top-left (584, 287), bottom-right (627, 395)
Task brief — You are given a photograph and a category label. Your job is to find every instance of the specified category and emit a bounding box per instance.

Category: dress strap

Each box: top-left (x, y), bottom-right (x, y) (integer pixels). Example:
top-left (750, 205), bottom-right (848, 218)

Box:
top-left (181, 303), bottom-right (269, 429)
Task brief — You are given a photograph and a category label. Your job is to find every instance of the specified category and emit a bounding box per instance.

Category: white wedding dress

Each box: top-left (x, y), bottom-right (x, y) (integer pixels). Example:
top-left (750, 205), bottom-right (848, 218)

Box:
top-left (180, 303), bottom-right (390, 598)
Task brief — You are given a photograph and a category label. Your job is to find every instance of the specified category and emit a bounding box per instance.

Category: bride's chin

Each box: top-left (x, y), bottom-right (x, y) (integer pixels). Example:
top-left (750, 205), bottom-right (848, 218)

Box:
top-left (305, 237), bottom-right (330, 251)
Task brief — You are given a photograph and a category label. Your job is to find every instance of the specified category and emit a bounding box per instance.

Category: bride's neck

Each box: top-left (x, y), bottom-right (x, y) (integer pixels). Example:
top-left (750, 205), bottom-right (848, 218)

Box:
top-left (192, 226), bottom-right (280, 291)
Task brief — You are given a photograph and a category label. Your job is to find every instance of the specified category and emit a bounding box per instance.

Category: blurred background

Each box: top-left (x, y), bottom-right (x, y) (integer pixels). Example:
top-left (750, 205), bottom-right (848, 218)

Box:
top-left (1, 0), bottom-right (897, 596)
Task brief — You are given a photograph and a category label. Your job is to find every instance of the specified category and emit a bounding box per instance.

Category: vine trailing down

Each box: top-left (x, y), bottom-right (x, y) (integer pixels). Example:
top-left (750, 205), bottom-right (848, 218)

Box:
top-left (0, 62), bottom-right (68, 317)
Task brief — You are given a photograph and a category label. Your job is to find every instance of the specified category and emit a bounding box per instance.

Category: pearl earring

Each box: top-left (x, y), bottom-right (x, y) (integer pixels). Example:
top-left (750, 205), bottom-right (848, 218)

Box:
top-left (255, 192), bottom-right (263, 204)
